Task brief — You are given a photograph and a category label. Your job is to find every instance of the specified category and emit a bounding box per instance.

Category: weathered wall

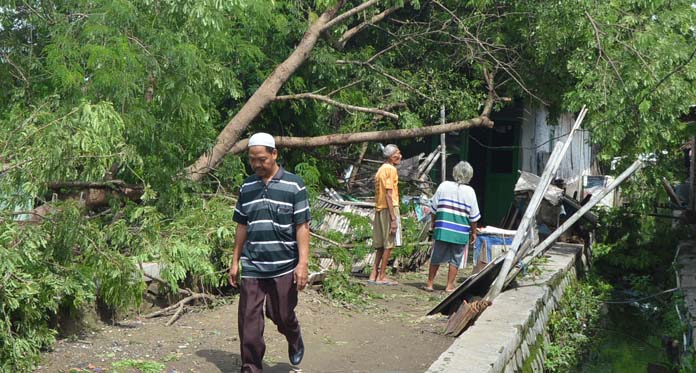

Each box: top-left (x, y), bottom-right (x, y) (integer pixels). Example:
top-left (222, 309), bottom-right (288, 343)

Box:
top-left (520, 106), bottom-right (596, 197)
top-left (427, 243), bottom-right (585, 373)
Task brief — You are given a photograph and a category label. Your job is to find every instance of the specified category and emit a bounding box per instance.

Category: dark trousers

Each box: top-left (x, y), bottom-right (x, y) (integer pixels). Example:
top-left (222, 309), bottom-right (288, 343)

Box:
top-left (238, 271), bottom-right (301, 373)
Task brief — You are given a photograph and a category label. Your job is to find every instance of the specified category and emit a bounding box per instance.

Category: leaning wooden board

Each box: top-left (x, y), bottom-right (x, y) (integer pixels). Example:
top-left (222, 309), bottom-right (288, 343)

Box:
top-left (427, 255), bottom-right (505, 316)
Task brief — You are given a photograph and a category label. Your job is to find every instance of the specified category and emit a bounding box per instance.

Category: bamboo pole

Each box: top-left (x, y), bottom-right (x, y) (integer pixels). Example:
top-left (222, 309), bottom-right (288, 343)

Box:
top-left (691, 137), bottom-right (696, 211)
top-left (440, 105), bottom-right (447, 183)
top-left (420, 152), bottom-right (442, 181)
top-left (347, 142), bottom-right (369, 192)
top-left (418, 145), bottom-right (441, 176)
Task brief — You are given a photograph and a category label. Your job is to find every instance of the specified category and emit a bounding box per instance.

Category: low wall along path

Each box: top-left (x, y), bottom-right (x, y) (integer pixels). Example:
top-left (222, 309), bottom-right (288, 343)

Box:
top-left (428, 243), bottom-right (585, 373)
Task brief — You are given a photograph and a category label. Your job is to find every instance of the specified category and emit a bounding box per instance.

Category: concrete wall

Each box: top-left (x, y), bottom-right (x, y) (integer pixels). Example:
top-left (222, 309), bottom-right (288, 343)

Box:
top-left (428, 243), bottom-right (585, 373)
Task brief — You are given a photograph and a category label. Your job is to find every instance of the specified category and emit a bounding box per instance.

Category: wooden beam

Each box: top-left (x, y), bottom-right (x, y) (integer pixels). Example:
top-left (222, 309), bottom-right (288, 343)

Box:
top-left (691, 137), bottom-right (696, 211)
top-left (661, 177), bottom-right (684, 206)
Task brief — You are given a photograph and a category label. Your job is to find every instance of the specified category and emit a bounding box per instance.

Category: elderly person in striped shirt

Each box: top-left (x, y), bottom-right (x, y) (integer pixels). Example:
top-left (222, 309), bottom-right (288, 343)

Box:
top-left (424, 161), bottom-right (481, 293)
top-left (229, 133), bottom-right (310, 372)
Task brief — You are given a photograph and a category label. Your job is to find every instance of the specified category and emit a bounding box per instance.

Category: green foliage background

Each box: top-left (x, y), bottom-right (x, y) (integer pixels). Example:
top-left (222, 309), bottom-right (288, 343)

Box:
top-left (1, 0), bottom-right (695, 370)
top-left (543, 207), bottom-right (691, 371)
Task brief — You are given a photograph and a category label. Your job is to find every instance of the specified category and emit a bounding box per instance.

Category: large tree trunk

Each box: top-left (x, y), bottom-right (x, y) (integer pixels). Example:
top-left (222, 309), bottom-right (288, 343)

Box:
top-left (226, 116), bottom-right (493, 154)
top-left (184, 2), bottom-right (350, 181)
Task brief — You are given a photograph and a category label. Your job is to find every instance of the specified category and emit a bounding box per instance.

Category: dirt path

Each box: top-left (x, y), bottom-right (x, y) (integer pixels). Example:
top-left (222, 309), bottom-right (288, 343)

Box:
top-left (37, 271), bottom-right (457, 373)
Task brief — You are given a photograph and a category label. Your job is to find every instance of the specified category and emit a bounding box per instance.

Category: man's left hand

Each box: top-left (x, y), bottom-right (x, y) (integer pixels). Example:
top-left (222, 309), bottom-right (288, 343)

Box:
top-left (294, 263), bottom-right (309, 291)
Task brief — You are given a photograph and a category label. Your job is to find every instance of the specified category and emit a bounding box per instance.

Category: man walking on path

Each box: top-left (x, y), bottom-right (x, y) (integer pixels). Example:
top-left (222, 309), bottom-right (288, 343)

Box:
top-left (425, 161), bottom-right (480, 293)
top-left (369, 144), bottom-right (402, 286)
top-left (229, 132), bottom-right (311, 372)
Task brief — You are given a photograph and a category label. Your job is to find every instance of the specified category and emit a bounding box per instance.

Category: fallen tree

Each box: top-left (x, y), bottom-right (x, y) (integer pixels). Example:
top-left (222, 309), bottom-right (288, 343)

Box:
top-left (185, 0), bottom-right (384, 181)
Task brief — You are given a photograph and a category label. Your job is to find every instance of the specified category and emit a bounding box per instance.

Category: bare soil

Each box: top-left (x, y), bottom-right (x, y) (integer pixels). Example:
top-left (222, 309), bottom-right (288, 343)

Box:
top-left (36, 270), bottom-right (459, 373)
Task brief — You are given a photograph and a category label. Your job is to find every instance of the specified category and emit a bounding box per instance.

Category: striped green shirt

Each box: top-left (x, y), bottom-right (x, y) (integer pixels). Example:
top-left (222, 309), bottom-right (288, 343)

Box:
top-left (233, 167), bottom-right (311, 278)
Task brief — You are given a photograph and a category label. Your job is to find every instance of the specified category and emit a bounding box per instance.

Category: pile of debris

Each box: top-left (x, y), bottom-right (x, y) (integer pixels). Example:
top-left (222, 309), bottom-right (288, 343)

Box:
top-left (308, 189), bottom-right (434, 283)
top-left (344, 145), bottom-right (443, 195)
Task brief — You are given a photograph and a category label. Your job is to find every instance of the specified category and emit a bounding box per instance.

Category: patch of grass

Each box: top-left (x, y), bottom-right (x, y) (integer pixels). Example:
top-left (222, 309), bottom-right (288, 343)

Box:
top-left (581, 331), bottom-right (669, 372)
top-left (544, 276), bottom-right (611, 372)
top-left (399, 271), bottom-right (425, 281)
top-left (163, 351), bottom-right (182, 362)
top-left (111, 359), bottom-right (165, 373)
top-left (321, 270), bottom-right (367, 305)
top-left (525, 256), bottom-right (549, 278)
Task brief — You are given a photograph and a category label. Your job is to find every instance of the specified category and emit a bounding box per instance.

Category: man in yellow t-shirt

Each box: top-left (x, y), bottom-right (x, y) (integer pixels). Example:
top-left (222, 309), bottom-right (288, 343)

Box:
top-left (369, 144), bottom-right (402, 286)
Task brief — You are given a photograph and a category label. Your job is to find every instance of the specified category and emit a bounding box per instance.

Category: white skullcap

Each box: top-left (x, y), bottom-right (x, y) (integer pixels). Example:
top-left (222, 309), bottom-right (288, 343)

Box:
top-left (248, 132), bottom-right (275, 149)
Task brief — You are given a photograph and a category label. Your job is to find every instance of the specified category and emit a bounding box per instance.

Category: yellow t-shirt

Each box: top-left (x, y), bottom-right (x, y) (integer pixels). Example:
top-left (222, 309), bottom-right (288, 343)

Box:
top-left (375, 163), bottom-right (399, 211)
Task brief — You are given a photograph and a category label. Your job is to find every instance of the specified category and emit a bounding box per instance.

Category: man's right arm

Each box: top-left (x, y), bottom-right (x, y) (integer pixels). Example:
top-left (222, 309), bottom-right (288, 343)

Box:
top-left (229, 223), bottom-right (247, 287)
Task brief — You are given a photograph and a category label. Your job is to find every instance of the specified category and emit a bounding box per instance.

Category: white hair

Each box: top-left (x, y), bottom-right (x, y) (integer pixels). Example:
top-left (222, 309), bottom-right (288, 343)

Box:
top-left (453, 161), bottom-right (473, 184)
top-left (383, 144), bottom-right (399, 158)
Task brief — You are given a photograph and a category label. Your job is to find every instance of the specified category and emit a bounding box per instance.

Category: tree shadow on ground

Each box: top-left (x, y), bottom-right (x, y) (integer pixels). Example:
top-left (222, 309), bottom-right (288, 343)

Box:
top-left (196, 349), bottom-right (296, 372)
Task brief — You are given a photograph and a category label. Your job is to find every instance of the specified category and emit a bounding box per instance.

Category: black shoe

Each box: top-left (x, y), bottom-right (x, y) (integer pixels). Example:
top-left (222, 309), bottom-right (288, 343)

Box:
top-left (289, 335), bottom-right (304, 365)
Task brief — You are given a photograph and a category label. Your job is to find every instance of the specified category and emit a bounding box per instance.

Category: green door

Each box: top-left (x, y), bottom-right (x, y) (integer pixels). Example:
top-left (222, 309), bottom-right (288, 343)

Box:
top-left (466, 123), bottom-right (520, 226)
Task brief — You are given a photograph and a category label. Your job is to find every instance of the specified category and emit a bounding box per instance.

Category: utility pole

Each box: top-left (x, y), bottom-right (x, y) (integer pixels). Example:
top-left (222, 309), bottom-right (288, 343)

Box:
top-left (691, 137), bottom-right (696, 211)
top-left (440, 105), bottom-right (446, 183)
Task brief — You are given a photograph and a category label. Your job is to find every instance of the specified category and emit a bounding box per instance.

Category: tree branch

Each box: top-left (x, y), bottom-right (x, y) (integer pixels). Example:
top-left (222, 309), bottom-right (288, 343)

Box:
top-left (481, 67), bottom-right (495, 117)
top-left (143, 292), bottom-right (215, 326)
top-left (274, 93), bottom-right (399, 119)
top-left (310, 232), bottom-right (353, 248)
top-left (184, 1), bottom-right (348, 181)
top-left (431, 0), bottom-right (547, 106)
top-left (322, 0), bottom-right (380, 31)
top-left (227, 116), bottom-right (493, 154)
top-left (585, 11), bottom-right (626, 89)
top-left (47, 180), bottom-right (143, 190)
top-left (327, 79), bottom-right (364, 96)
top-left (336, 59), bottom-right (435, 101)
top-left (336, 6), bottom-right (400, 49)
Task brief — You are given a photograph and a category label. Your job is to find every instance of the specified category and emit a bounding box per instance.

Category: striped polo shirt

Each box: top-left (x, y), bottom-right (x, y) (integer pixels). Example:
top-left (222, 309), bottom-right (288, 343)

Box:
top-left (430, 181), bottom-right (481, 245)
top-left (233, 167), bottom-right (311, 278)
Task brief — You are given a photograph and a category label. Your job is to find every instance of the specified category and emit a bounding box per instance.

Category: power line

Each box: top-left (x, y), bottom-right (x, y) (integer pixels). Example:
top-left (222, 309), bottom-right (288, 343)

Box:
top-left (466, 129), bottom-right (592, 151)
top-left (604, 287), bottom-right (679, 304)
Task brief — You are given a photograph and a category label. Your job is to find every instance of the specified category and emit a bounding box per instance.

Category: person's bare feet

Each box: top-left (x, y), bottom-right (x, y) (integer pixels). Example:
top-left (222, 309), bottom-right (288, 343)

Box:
top-left (376, 278), bottom-right (399, 285)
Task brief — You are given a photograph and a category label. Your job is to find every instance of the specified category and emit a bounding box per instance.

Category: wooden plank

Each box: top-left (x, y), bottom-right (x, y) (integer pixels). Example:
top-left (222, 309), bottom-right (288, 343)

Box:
top-left (662, 177), bottom-right (685, 207)
top-left (317, 196), bottom-right (374, 208)
top-left (419, 149), bottom-right (442, 181)
top-left (418, 145), bottom-right (441, 175)
top-left (427, 255), bottom-right (505, 316)
top-left (445, 298), bottom-right (492, 336)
